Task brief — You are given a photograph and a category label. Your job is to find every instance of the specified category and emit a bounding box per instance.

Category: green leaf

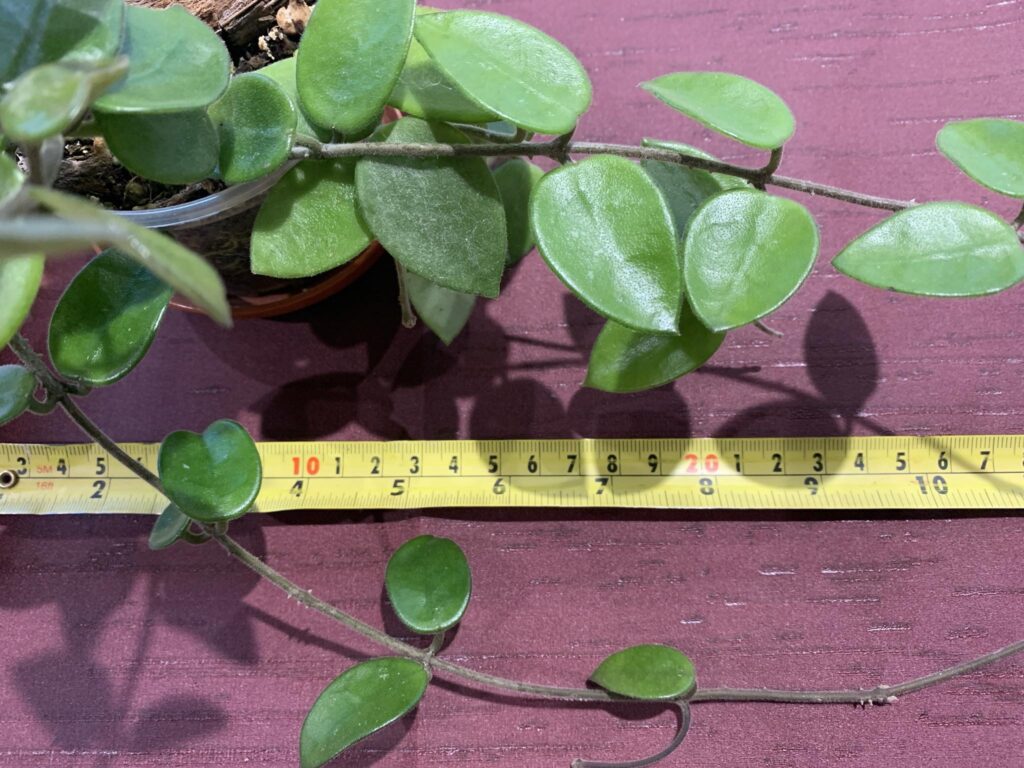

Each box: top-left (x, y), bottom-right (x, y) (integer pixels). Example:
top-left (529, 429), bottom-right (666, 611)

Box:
top-left (95, 109), bottom-right (218, 184)
top-left (936, 118), bottom-right (1024, 198)
top-left (0, 364), bottom-right (35, 427)
top-left (355, 117), bottom-right (506, 297)
top-left (414, 10), bottom-right (591, 136)
top-left (93, 5), bottom-right (229, 114)
top-left (148, 503), bottom-right (190, 551)
top-left (833, 202), bottom-right (1024, 297)
top-left (256, 57), bottom-right (331, 142)
top-left (405, 271), bottom-right (475, 345)
top-left (494, 158), bottom-right (544, 265)
top-left (157, 419), bottom-right (262, 523)
top-left (302, 658), bottom-right (429, 768)
top-left (385, 535), bottom-right (472, 633)
top-left (209, 73), bottom-right (296, 185)
top-left (251, 159), bottom-right (371, 278)
top-left (590, 644), bottom-right (697, 700)
top-left (0, 255), bottom-right (44, 348)
top-left (28, 187), bottom-right (231, 325)
top-left (0, 152), bottom-right (24, 209)
top-left (531, 154), bottom-right (681, 334)
top-left (48, 248), bottom-right (172, 386)
top-left (684, 189), bottom-right (818, 332)
top-left (641, 72), bottom-right (795, 150)
top-left (585, 305), bottom-right (725, 393)
top-left (296, 0), bottom-right (415, 137)
top-left (642, 138), bottom-right (749, 191)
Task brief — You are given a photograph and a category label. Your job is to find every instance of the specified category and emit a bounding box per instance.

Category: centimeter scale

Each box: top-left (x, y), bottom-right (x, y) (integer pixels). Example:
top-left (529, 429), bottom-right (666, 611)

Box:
top-left (1, 435), bottom-right (1023, 514)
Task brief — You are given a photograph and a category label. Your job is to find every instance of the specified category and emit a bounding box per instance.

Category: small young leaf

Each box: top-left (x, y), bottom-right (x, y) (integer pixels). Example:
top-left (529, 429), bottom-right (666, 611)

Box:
top-left (833, 202), bottom-right (1024, 297)
top-left (494, 158), bottom-right (544, 265)
top-left (355, 117), bottom-right (507, 297)
top-left (0, 364), bottom-right (35, 427)
top-left (0, 254), bottom-right (44, 348)
top-left (585, 305), bottom-right (725, 393)
top-left (643, 138), bottom-right (749, 190)
top-left (301, 658), bottom-right (429, 768)
top-left (157, 420), bottom-right (262, 523)
top-left (414, 10), bottom-right (592, 135)
top-left (936, 118), bottom-right (1024, 198)
top-left (148, 504), bottom-right (190, 551)
top-left (1, 63), bottom-right (94, 142)
top-left (297, 0), bottom-right (415, 137)
top-left (251, 160), bottom-right (372, 278)
top-left (685, 189), bottom-right (818, 331)
top-left (641, 72), bottom-right (795, 149)
top-left (48, 249), bottom-right (172, 386)
top-left (531, 155), bottom-right (681, 334)
top-left (256, 57), bottom-right (331, 142)
top-left (385, 535), bottom-right (472, 633)
top-left (96, 109), bottom-right (219, 185)
top-left (405, 271), bottom-right (475, 345)
top-left (590, 644), bottom-right (697, 700)
top-left (209, 73), bottom-right (296, 185)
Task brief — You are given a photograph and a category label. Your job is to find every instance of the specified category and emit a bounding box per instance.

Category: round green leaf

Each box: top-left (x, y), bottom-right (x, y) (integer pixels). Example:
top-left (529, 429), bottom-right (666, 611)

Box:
top-left (157, 419), bottom-right (262, 523)
top-left (0, 364), bottom-right (35, 427)
top-left (257, 57), bottom-right (331, 142)
top-left (833, 202), bottom-right (1024, 297)
top-left (531, 154), bottom-right (682, 334)
top-left (48, 249), bottom-right (172, 386)
top-left (685, 189), bottom-right (818, 332)
top-left (209, 73), bottom-right (296, 185)
top-left (405, 271), bottom-right (475, 345)
top-left (96, 109), bottom-right (218, 185)
top-left (641, 72), bottom-right (795, 150)
top-left (301, 657), bottom-right (429, 768)
top-left (251, 159), bottom-right (371, 278)
top-left (148, 503), bottom-right (190, 551)
top-left (297, 0), bottom-right (415, 137)
top-left (936, 118), bottom-right (1024, 198)
top-left (355, 117), bottom-right (507, 297)
top-left (0, 152), bottom-right (25, 210)
top-left (0, 254), bottom-right (44, 348)
top-left (585, 305), bottom-right (725, 393)
top-left (385, 535), bottom-right (472, 633)
top-left (93, 5), bottom-right (229, 114)
top-left (590, 644), bottom-right (697, 700)
top-left (494, 158), bottom-right (544, 265)
top-left (0, 63), bottom-right (92, 142)
top-left (413, 10), bottom-right (592, 136)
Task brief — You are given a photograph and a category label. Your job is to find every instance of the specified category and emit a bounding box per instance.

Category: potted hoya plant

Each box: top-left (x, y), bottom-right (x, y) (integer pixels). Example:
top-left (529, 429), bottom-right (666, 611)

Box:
top-left (2, 0), bottom-right (1023, 766)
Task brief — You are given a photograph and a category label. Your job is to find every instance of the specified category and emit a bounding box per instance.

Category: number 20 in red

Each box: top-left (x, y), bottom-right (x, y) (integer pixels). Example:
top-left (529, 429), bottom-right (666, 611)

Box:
top-left (684, 453), bottom-right (719, 473)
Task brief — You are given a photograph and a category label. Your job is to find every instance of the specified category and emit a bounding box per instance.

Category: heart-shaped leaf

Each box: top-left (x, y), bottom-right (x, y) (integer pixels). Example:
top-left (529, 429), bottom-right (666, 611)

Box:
top-left (0, 364), bottom-right (35, 427)
top-left (531, 154), bottom-right (681, 333)
top-left (685, 189), bottom-right (818, 331)
top-left (414, 10), bottom-right (591, 135)
top-left (158, 420), bottom-right (262, 523)
top-left (355, 117), bottom-right (506, 297)
top-left (251, 159), bottom-right (372, 278)
top-left (256, 57), bottom-right (331, 142)
top-left (590, 644), bottom-right (697, 700)
top-left (0, 254), bottom-right (44, 348)
top-left (297, 0), bottom-right (415, 137)
top-left (385, 535), bottom-right (472, 633)
top-left (404, 271), bottom-right (475, 345)
top-left (301, 657), bottom-right (429, 768)
top-left (833, 202), bottom-right (1024, 297)
top-left (48, 249), bottom-right (172, 386)
top-left (936, 118), bottom-right (1024, 198)
top-left (209, 73), bottom-right (296, 185)
top-left (96, 109), bottom-right (219, 184)
top-left (642, 72), bottom-right (795, 149)
top-left (148, 504), bottom-right (190, 551)
top-left (586, 305), bottom-right (725, 393)
top-left (494, 158), bottom-right (544, 265)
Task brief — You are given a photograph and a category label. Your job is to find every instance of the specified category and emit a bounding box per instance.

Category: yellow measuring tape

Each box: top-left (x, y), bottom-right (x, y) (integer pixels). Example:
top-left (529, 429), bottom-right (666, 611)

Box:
top-left (1, 435), bottom-right (1022, 514)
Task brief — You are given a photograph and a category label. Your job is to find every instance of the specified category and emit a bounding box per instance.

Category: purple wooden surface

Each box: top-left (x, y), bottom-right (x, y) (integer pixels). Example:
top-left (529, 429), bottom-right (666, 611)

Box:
top-left (2, 0), bottom-right (1024, 765)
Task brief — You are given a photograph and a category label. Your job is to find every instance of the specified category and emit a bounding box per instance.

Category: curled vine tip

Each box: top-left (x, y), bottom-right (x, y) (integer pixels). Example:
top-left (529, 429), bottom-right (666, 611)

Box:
top-left (572, 701), bottom-right (691, 768)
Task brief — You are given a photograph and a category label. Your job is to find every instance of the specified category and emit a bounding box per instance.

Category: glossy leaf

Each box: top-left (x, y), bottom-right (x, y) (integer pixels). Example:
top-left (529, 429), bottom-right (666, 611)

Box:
top-left (0, 152), bottom-right (23, 210)
top-left (936, 118), bottom-right (1024, 198)
top-left (257, 57), bottom-right (330, 141)
top-left (355, 117), bottom-right (506, 297)
top-left (48, 249), bottom-right (172, 386)
top-left (590, 644), bottom-right (697, 700)
top-left (405, 271), bottom-right (475, 345)
top-left (414, 10), bottom-right (591, 135)
top-left (833, 202), bottom-right (1024, 297)
top-left (385, 535), bottom-right (472, 633)
top-left (251, 160), bottom-right (371, 278)
top-left (642, 72), bottom-right (795, 149)
top-left (93, 5), bottom-right (229, 114)
top-left (297, 0), bottom-right (415, 137)
top-left (1, 63), bottom-right (94, 142)
top-left (494, 158), bottom-right (544, 265)
top-left (685, 189), bottom-right (818, 331)
top-left (158, 420), bottom-right (262, 523)
top-left (301, 658), bottom-right (429, 768)
top-left (0, 255), bottom-right (44, 348)
top-left (96, 109), bottom-right (218, 184)
top-left (531, 154), bottom-right (681, 333)
top-left (148, 504), bottom-right (190, 551)
top-left (585, 305), bottom-right (725, 393)
top-left (209, 73), bottom-right (296, 185)
top-left (0, 364), bottom-right (35, 427)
